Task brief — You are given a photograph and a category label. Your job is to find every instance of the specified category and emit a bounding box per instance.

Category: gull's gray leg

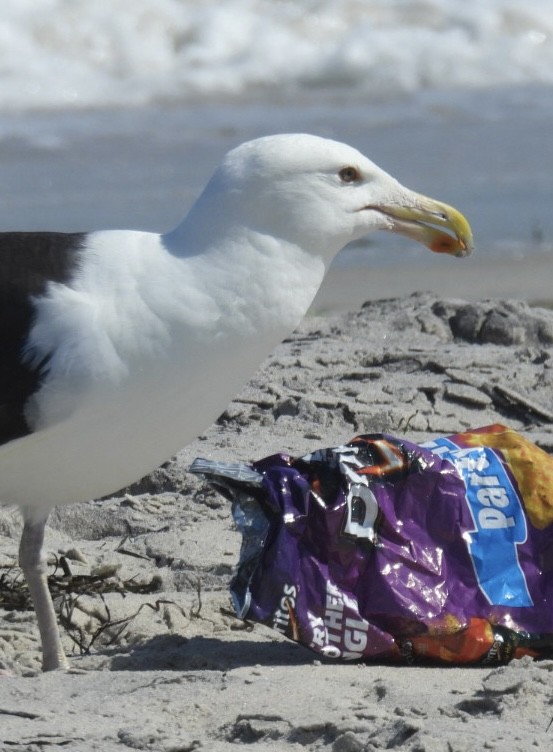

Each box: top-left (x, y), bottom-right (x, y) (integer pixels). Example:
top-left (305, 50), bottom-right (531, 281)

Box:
top-left (19, 514), bottom-right (68, 671)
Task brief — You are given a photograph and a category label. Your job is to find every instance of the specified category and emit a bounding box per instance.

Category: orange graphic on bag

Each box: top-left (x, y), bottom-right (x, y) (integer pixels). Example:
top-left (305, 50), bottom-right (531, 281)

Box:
top-left (452, 424), bottom-right (553, 530)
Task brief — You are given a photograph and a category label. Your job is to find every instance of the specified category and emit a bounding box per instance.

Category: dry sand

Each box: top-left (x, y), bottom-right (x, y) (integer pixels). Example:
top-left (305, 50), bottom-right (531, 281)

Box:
top-left (1, 291), bottom-right (553, 751)
top-left (312, 249), bottom-right (553, 314)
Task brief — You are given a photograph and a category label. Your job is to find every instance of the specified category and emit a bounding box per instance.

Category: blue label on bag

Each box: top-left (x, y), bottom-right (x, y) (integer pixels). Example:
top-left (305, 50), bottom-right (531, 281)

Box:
top-left (426, 437), bottom-right (532, 607)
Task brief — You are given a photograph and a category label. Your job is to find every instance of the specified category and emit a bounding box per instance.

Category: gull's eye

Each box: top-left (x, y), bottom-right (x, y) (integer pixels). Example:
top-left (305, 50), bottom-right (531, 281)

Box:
top-left (339, 166), bottom-right (361, 183)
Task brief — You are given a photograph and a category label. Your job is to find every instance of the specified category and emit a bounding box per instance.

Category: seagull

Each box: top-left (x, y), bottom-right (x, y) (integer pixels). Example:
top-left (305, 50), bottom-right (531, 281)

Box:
top-left (0, 133), bottom-right (473, 671)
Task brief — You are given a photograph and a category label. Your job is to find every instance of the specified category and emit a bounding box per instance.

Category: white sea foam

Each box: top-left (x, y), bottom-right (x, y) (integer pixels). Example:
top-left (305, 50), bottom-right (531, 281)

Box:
top-left (1, 0), bottom-right (553, 111)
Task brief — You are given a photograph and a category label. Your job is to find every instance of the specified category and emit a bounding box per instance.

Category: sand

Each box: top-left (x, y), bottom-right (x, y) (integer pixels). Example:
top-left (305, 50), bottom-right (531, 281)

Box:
top-left (312, 249), bottom-right (553, 314)
top-left (1, 292), bottom-right (553, 751)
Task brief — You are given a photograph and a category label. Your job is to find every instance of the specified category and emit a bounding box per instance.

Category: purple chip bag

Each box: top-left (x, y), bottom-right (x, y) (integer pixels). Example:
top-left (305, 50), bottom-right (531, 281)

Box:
top-left (191, 424), bottom-right (553, 665)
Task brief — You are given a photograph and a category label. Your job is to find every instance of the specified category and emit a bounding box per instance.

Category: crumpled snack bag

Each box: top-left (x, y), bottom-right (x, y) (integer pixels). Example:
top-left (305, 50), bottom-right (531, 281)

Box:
top-left (191, 424), bottom-right (553, 665)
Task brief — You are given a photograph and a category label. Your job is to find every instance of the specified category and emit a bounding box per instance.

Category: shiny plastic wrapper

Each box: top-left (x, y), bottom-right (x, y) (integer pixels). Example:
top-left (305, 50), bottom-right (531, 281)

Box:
top-left (190, 424), bottom-right (553, 665)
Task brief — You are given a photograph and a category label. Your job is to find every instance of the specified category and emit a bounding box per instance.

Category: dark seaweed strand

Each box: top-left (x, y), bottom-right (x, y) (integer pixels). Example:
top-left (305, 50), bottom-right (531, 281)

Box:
top-left (0, 232), bottom-right (86, 445)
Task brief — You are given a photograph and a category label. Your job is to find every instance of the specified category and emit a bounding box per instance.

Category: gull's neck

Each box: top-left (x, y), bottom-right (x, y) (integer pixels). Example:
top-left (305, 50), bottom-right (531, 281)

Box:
top-left (163, 219), bottom-right (327, 337)
top-left (162, 173), bottom-right (336, 332)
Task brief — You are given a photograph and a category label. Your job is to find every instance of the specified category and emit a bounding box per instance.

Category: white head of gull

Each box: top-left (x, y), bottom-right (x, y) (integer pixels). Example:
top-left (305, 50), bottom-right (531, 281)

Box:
top-left (0, 133), bottom-right (473, 671)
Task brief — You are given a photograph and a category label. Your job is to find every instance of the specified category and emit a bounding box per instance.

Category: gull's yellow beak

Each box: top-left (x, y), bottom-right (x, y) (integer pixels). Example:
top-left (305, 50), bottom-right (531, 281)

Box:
top-left (376, 193), bottom-right (474, 257)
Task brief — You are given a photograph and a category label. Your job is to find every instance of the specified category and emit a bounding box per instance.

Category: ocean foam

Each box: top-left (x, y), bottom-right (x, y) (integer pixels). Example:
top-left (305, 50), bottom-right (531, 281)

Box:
top-left (1, 0), bottom-right (553, 111)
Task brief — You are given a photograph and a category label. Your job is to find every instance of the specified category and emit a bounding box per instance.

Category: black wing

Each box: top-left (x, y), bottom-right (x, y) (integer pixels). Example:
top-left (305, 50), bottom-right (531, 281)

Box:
top-left (0, 232), bottom-right (85, 445)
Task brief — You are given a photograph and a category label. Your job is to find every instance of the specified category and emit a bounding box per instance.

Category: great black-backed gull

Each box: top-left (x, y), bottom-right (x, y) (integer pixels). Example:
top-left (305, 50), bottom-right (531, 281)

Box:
top-left (0, 133), bottom-right (473, 671)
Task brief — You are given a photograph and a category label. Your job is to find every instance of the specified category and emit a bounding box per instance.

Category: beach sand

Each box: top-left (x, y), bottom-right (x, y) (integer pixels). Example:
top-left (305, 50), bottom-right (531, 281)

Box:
top-left (1, 287), bottom-right (553, 751)
top-left (313, 250), bottom-right (553, 314)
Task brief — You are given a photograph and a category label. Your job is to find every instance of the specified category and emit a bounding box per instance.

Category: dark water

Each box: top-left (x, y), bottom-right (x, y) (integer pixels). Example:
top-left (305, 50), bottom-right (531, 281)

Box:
top-left (0, 85), bottom-right (552, 268)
